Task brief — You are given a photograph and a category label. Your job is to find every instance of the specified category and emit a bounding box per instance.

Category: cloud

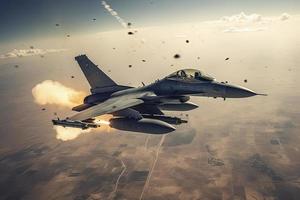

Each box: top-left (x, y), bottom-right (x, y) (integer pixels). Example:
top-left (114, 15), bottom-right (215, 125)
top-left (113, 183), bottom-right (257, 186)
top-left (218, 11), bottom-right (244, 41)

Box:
top-left (32, 80), bottom-right (86, 108)
top-left (101, 1), bottom-right (127, 28)
top-left (0, 48), bottom-right (67, 59)
top-left (220, 12), bottom-right (264, 23)
top-left (223, 27), bottom-right (267, 33)
top-left (279, 13), bottom-right (290, 21)
top-left (211, 12), bottom-right (291, 33)
top-left (219, 12), bottom-right (291, 24)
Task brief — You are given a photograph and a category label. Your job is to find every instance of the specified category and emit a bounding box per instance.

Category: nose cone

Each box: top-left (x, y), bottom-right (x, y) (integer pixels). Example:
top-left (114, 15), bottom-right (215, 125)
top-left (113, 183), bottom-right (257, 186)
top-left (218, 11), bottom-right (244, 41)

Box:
top-left (225, 85), bottom-right (258, 98)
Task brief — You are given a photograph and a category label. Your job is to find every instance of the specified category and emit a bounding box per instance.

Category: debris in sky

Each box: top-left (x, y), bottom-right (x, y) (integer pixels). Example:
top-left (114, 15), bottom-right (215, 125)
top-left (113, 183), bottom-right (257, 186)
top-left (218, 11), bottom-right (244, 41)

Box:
top-left (128, 31), bottom-right (134, 35)
top-left (186, 40), bottom-right (189, 43)
top-left (14, 65), bottom-right (19, 68)
top-left (112, 47), bottom-right (116, 50)
top-left (127, 22), bottom-right (132, 27)
top-left (128, 65), bottom-right (132, 68)
top-left (142, 60), bottom-right (146, 62)
top-left (42, 108), bottom-right (46, 111)
top-left (30, 46), bottom-right (34, 49)
top-left (108, 70), bottom-right (111, 72)
top-left (197, 56), bottom-right (200, 60)
top-left (66, 34), bottom-right (70, 37)
top-left (244, 79), bottom-right (248, 83)
top-left (174, 54), bottom-right (181, 59)
top-left (71, 76), bottom-right (75, 79)
top-left (55, 23), bottom-right (60, 27)
top-left (101, 1), bottom-right (127, 28)
top-left (93, 18), bottom-right (96, 21)
top-left (225, 57), bottom-right (230, 60)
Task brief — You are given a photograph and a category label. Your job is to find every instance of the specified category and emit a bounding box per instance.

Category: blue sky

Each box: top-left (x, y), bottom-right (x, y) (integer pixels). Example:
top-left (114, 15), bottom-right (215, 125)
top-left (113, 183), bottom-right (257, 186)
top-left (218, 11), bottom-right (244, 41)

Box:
top-left (0, 0), bottom-right (299, 43)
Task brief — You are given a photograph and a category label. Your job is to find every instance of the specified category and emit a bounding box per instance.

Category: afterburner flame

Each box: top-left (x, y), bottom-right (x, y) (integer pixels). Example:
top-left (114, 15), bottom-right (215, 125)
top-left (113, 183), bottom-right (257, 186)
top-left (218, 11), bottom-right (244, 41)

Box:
top-left (95, 120), bottom-right (110, 125)
top-left (95, 114), bottom-right (113, 132)
top-left (32, 80), bottom-right (86, 108)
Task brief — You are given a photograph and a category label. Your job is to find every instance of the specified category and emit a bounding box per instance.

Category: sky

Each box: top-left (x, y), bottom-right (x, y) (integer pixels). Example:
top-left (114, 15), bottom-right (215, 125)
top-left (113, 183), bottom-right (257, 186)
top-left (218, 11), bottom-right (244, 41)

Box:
top-left (0, 0), bottom-right (300, 44)
top-left (0, 0), bottom-right (300, 199)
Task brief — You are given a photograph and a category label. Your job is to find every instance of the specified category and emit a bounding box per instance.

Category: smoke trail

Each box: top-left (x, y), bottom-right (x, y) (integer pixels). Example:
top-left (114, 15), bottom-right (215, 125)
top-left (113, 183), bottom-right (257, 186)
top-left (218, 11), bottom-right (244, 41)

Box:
top-left (139, 135), bottom-right (166, 200)
top-left (54, 126), bottom-right (91, 141)
top-left (53, 117), bottom-right (112, 141)
top-left (101, 1), bottom-right (127, 28)
top-left (32, 80), bottom-right (85, 108)
top-left (109, 159), bottom-right (126, 199)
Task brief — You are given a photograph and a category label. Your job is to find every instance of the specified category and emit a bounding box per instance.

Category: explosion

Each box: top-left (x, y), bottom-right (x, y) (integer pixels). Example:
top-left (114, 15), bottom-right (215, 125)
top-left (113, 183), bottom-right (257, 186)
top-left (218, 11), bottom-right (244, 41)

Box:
top-left (32, 80), bottom-right (85, 108)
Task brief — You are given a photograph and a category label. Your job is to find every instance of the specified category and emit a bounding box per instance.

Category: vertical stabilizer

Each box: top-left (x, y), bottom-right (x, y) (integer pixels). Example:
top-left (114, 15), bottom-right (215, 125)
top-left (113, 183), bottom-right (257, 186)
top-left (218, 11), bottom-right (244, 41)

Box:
top-left (75, 55), bottom-right (117, 89)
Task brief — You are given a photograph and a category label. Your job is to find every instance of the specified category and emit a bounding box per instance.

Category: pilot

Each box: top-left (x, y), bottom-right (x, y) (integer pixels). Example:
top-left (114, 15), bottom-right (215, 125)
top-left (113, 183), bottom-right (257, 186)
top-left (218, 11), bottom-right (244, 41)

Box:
top-left (194, 72), bottom-right (201, 80)
top-left (179, 70), bottom-right (187, 78)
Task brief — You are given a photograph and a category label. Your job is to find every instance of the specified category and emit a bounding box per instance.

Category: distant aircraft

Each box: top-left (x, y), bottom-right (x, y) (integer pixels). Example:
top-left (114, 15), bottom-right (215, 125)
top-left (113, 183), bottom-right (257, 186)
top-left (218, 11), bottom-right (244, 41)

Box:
top-left (52, 55), bottom-right (266, 134)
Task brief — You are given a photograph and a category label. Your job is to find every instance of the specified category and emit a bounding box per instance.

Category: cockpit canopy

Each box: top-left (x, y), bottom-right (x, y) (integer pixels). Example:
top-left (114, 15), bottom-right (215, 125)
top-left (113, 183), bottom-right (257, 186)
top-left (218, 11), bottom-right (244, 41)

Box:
top-left (166, 69), bottom-right (215, 82)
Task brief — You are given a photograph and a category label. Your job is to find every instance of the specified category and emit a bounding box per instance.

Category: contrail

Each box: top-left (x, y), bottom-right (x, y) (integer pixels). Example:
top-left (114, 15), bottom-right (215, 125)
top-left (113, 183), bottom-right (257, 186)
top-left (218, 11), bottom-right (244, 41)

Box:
top-left (139, 135), bottom-right (166, 200)
top-left (109, 159), bottom-right (126, 200)
top-left (101, 1), bottom-right (127, 28)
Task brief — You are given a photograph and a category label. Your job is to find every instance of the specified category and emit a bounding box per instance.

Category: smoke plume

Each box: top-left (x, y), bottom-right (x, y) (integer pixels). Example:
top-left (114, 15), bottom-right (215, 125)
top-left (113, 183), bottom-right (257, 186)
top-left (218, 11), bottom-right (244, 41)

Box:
top-left (32, 80), bottom-right (85, 108)
top-left (54, 126), bottom-right (91, 141)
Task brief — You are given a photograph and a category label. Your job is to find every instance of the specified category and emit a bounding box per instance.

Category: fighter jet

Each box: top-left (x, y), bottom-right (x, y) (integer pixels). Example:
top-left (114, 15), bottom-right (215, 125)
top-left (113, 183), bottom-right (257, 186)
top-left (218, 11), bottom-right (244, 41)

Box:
top-left (52, 55), bottom-right (266, 134)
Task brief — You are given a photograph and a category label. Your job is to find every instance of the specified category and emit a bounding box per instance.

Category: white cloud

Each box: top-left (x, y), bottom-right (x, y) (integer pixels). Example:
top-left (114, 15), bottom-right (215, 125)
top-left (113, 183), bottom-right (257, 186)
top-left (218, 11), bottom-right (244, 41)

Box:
top-left (279, 13), bottom-right (290, 21)
top-left (0, 48), bottom-right (67, 59)
top-left (223, 27), bottom-right (267, 33)
top-left (210, 12), bottom-right (291, 33)
top-left (220, 12), bottom-right (264, 23)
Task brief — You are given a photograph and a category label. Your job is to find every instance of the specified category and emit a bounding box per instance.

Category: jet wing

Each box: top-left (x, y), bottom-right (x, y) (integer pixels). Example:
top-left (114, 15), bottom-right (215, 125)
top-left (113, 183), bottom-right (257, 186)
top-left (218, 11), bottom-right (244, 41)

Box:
top-left (69, 95), bottom-right (144, 121)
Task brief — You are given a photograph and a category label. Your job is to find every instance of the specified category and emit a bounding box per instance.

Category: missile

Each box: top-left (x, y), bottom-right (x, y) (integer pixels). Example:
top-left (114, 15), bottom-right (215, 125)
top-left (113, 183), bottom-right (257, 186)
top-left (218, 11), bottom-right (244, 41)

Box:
top-left (109, 117), bottom-right (175, 134)
top-left (158, 102), bottom-right (198, 111)
top-left (142, 115), bottom-right (187, 125)
top-left (52, 119), bottom-right (100, 130)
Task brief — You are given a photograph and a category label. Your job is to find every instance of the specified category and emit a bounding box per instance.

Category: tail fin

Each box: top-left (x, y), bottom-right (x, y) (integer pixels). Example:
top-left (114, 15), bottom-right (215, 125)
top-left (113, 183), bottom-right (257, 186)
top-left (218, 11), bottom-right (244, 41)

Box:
top-left (75, 55), bottom-right (116, 89)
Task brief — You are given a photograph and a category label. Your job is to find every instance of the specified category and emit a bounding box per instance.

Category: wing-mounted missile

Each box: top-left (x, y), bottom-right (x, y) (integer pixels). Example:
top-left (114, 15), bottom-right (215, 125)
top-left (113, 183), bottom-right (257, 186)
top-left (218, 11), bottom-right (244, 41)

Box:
top-left (52, 119), bottom-right (100, 130)
top-left (158, 102), bottom-right (198, 111)
top-left (109, 117), bottom-right (175, 134)
top-left (141, 95), bottom-right (190, 104)
top-left (142, 115), bottom-right (187, 125)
